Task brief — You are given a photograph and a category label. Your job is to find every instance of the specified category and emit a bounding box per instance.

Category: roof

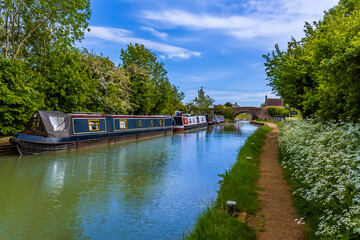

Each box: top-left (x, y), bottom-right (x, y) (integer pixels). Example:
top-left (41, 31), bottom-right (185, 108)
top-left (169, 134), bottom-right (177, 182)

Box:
top-left (265, 98), bottom-right (283, 107)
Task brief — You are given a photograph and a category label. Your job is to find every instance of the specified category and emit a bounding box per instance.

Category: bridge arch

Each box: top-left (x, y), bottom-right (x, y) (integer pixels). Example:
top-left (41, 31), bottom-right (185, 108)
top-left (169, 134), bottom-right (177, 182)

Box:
top-left (232, 106), bottom-right (269, 120)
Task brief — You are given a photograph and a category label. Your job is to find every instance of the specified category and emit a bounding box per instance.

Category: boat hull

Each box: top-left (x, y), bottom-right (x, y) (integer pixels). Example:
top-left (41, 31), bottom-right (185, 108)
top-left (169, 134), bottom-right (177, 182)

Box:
top-left (11, 128), bottom-right (173, 154)
top-left (173, 123), bottom-right (208, 131)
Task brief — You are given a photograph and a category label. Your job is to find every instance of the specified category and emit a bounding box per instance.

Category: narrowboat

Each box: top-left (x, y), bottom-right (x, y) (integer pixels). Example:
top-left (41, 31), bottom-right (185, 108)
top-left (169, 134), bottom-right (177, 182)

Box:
top-left (10, 111), bottom-right (173, 155)
top-left (217, 115), bottom-right (226, 123)
top-left (173, 111), bottom-right (207, 131)
top-left (206, 115), bottom-right (218, 125)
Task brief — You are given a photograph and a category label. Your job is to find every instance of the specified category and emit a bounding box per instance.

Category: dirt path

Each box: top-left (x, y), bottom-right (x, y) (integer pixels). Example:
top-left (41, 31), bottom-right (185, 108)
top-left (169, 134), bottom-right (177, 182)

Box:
top-left (256, 123), bottom-right (305, 240)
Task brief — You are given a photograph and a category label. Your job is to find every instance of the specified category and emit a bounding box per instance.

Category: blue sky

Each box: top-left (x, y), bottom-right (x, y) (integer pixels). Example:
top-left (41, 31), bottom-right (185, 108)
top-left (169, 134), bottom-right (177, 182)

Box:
top-left (79, 0), bottom-right (338, 107)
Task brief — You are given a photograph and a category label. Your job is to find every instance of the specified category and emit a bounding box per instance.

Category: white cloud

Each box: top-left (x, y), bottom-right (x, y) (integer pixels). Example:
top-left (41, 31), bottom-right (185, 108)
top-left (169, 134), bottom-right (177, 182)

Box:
top-left (142, 0), bottom-right (338, 41)
top-left (141, 26), bottom-right (168, 40)
top-left (86, 26), bottom-right (201, 59)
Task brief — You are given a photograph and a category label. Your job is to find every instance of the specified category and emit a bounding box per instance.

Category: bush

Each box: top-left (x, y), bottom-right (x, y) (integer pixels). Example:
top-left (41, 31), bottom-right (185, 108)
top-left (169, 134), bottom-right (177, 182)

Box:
top-left (266, 107), bottom-right (288, 117)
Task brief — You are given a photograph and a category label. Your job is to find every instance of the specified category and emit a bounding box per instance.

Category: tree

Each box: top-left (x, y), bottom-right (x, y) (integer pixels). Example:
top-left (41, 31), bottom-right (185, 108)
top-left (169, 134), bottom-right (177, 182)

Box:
top-left (264, 1), bottom-right (360, 121)
top-left (80, 49), bottom-right (132, 114)
top-left (224, 102), bottom-right (232, 107)
top-left (185, 102), bottom-right (200, 115)
top-left (126, 63), bottom-right (153, 114)
top-left (0, 0), bottom-right (91, 60)
top-left (120, 43), bottom-right (184, 115)
top-left (193, 86), bottom-right (214, 114)
top-left (224, 107), bottom-right (235, 120)
top-left (0, 58), bottom-right (44, 135)
top-left (214, 105), bottom-right (225, 115)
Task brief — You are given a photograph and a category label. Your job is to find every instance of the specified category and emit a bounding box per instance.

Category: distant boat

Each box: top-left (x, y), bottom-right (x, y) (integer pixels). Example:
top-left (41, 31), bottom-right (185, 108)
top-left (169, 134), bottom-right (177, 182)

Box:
top-left (172, 111), bottom-right (207, 131)
top-left (206, 115), bottom-right (217, 125)
top-left (217, 115), bottom-right (226, 123)
top-left (10, 111), bottom-right (172, 155)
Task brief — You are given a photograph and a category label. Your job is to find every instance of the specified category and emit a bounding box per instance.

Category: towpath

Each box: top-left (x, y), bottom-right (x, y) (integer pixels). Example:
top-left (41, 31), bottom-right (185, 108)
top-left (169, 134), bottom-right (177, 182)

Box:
top-left (256, 123), bottom-right (305, 240)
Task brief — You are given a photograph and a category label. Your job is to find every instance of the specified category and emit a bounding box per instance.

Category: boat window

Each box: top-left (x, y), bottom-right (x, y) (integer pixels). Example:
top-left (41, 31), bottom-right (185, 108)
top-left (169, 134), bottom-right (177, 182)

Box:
top-left (189, 118), bottom-right (192, 124)
top-left (159, 120), bottom-right (162, 126)
top-left (139, 120), bottom-right (142, 127)
top-left (25, 112), bottom-right (46, 136)
top-left (89, 119), bottom-right (100, 131)
top-left (49, 116), bottom-right (66, 131)
top-left (119, 119), bottom-right (127, 129)
top-left (151, 120), bottom-right (154, 127)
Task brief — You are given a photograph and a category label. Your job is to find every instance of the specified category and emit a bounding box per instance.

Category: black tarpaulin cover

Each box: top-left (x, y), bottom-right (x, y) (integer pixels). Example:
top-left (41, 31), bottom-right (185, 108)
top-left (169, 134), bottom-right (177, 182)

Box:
top-left (38, 111), bottom-right (72, 138)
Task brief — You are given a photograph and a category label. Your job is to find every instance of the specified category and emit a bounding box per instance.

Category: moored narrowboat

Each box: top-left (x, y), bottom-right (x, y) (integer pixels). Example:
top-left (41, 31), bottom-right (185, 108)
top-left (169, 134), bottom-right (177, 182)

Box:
top-left (10, 111), bottom-right (173, 155)
top-left (173, 111), bottom-right (207, 131)
top-left (206, 115), bottom-right (217, 125)
top-left (217, 115), bottom-right (226, 123)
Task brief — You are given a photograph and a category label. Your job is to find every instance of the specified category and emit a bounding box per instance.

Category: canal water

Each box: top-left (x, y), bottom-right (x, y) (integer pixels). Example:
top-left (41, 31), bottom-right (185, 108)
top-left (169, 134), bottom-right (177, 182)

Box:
top-left (0, 121), bottom-right (258, 239)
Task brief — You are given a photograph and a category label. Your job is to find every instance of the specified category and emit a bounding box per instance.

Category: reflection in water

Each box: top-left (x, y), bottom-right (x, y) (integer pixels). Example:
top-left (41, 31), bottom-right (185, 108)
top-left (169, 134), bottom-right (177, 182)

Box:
top-left (0, 121), bottom-right (257, 239)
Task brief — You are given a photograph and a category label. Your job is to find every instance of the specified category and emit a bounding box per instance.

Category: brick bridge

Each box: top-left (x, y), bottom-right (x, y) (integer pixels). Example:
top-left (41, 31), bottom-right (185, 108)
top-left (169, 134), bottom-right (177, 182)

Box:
top-left (232, 106), bottom-right (269, 119)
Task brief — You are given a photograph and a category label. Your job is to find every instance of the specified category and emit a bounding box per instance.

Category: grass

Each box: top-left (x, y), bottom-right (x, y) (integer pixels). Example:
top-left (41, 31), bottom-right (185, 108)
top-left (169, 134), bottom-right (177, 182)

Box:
top-left (186, 207), bottom-right (256, 240)
top-left (185, 125), bottom-right (272, 239)
top-left (236, 114), bottom-right (251, 120)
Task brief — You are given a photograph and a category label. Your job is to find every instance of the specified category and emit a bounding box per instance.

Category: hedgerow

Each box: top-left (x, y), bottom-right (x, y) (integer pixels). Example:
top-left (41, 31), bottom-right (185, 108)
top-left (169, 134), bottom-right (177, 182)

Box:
top-left (278, 120), bottom-right (360, 239)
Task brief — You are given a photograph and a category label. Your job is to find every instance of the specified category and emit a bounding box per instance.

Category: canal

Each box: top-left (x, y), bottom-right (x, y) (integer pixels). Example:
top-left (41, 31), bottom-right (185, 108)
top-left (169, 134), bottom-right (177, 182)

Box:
top-left (0, 121), bottom-right (258, 239)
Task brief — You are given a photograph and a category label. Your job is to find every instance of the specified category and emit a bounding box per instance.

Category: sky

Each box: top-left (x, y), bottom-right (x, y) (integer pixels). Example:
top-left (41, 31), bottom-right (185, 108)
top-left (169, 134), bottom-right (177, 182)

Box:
top-left (79, 0), bottom-right (339, 107)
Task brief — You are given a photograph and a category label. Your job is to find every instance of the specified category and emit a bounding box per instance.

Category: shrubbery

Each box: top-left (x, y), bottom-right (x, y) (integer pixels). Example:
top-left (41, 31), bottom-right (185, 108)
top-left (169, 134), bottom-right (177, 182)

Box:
top-left (266, 107), bottom-right (289, 117)
top-left (278, 120), bottom-right (360, 239)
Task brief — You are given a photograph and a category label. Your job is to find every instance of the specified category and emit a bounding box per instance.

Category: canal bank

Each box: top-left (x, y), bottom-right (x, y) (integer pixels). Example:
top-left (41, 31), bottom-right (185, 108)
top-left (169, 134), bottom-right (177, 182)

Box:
top-left (186, 123), bottom-right (305, 240)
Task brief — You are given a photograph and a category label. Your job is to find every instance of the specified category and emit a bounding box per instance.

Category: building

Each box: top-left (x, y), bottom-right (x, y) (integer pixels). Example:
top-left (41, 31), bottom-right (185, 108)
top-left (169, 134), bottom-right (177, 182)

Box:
top-left (264, 95), bottom-right (284, 108)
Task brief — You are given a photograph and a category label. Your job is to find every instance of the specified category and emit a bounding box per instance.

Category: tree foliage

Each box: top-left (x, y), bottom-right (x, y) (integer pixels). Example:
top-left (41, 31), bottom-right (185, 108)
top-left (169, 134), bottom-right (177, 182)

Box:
top-left (0, 58), bottom-right (44, 135)
top-left (0, 0), bottom-right (91, 60)
top-left (224, 107), bottom-right (235, 120)
top-left (214, 105), bottom-right (225, 115)
top-left (224, 102), bottom-right (232, 107)
top-left (264, 0), bottom-right (360, 121)
top-left (193, 86), bottom-right (214, 114)
top-left (80, 49), bottom-right (132, 114)
top-left (266, 107), bottom-right (289, 117)
top-left (120, 43), bottom-right (184, 115)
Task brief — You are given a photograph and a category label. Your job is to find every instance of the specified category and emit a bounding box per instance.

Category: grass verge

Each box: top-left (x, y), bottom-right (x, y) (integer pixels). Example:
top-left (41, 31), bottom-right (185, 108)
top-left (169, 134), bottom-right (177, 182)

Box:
top-left (185, 125), bottom-right (272, 239)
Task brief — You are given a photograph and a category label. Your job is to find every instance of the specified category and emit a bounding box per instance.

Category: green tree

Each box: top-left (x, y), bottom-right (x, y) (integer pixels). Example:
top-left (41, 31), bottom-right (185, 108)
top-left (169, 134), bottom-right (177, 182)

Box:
top-left (185, 102), bottom-right (200, 115)
top-left (0, 0), bottom-right (91, 60)
top-left (264, 1), bottom-right (360, 121)
top-left (120, 43), bottom-right (184, 115)
top-left (126, 63), bottom-right (153, 114)
top-left (224, 102), bottom-right (232, 107)
top-left (80, 49), bottom-right (132, 114)
top-left (0, 58), bottom-right (44, 135)
top-left (224, 107), bottom-right (235, 120)
top-left (38, 47), bottom-right (95, 112)
top-left (193, 86), bottom-right (214, 114)
top-left (214, 105), bottom-right (225, 115)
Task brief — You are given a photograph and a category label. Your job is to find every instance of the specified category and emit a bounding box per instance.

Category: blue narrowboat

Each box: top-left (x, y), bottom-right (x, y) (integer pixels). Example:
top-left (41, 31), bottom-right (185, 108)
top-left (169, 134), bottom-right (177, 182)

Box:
top-left (10, 111), bottom-right (173, 154)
